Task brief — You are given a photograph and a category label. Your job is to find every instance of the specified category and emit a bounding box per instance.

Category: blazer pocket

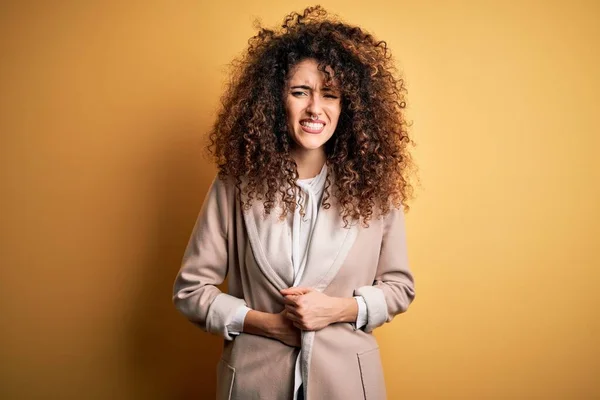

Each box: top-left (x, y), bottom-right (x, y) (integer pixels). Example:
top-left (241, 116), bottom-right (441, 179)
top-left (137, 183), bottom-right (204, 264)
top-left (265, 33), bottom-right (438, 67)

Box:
top-left (216, 359), bottom-right (235, 400)
top-left (357, 347), bottom-right (386, 400)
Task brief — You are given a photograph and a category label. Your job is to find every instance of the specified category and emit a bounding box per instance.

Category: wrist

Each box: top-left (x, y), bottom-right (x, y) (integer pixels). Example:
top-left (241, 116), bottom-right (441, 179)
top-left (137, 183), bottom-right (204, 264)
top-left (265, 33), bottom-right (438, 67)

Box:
top-left (244, 310), bottom-right (274, 338)
top-left (333, 297), bottom-right (359, 324)
top-left (264, 312), bottom-right (282, 339)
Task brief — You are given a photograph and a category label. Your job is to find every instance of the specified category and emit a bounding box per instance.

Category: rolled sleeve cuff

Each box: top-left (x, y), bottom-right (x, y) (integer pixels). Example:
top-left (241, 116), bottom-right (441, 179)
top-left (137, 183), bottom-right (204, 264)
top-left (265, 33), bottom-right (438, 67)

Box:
top-left (354, 296), bottom-right (368, 329)
top-left (205, 293), bottom-right (248, 340)
top-left (354, 286), bottom-right (387, 332)
top-left (227, 305), bottom-right (251, 337)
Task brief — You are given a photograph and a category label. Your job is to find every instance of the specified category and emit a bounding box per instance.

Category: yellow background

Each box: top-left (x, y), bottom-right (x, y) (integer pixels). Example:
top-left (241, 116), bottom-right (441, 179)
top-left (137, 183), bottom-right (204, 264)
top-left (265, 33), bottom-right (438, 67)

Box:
top-left (1, 1), bottom-right (598, 399)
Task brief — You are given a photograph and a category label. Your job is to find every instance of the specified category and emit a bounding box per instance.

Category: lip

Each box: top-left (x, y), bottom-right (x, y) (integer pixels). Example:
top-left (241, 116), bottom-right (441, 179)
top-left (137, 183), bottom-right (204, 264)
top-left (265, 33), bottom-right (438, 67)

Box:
top-left (300, 118), bottom-right (326, 124)
top-left (299, 119), bottom-right (326, 134)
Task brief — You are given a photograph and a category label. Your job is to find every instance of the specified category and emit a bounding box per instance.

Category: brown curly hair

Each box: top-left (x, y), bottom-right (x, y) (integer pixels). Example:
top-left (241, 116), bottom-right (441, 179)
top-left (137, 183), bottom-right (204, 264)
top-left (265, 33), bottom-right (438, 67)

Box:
top-left (208, 5), bottom-right (416, 225)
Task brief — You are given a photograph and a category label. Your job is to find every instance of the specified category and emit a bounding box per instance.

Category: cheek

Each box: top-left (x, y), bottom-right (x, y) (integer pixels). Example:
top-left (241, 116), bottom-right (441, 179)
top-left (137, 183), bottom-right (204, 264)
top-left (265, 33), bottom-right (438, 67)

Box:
top-left (285, 101), bottom-right (301, 122)
top-left (284, 103), bottom-right (295, 127)
top-left (330, 106), bottom-right (342, 126)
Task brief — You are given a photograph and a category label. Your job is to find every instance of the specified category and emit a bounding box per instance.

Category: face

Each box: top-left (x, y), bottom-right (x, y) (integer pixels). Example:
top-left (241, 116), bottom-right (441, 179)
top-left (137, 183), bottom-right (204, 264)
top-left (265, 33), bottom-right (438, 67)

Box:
top-left (284, 58), bottom-right (341, 156)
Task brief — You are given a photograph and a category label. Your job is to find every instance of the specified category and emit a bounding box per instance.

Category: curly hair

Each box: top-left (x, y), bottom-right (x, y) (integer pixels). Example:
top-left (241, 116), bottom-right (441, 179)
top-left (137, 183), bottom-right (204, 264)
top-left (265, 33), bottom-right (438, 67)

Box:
top-left (208, 5), bottom-right (416, 226)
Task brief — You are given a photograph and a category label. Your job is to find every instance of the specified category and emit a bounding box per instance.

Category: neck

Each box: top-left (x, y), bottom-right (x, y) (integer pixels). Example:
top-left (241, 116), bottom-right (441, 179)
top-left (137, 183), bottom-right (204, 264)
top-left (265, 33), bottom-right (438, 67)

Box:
top-left (291, 148), bottom-right (326, 179)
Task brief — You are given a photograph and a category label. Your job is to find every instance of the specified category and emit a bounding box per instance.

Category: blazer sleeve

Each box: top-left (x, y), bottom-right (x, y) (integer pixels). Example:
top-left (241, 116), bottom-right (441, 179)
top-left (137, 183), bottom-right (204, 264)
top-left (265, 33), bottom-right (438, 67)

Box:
top-left (353, 206), bottom-right (416, 332)
top-left (172, 176), bottom-right (247, 340)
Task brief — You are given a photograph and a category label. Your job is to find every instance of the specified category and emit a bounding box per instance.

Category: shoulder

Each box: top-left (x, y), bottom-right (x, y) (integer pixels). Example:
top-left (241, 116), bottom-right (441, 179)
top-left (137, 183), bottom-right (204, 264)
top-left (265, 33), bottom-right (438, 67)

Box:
top-left (209, 173), bottom-right (237, 198)
top-left (202, 174), bottom-right (239, 220)
top-left (370, 198), bottom-right (406, 234)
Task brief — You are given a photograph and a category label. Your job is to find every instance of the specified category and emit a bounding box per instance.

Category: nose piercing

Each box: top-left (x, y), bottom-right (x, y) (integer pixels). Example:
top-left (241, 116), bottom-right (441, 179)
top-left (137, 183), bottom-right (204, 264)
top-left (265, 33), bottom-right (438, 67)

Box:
top-left (311, 114), bottom-right (318, 120)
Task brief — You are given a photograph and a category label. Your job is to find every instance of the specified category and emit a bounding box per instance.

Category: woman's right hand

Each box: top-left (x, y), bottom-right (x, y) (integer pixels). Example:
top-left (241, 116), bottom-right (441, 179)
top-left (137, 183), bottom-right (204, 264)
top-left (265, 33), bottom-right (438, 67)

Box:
top-left (270, 310), bottom-right (302, 347)
top-left (243, 309), bottom-right (301, 347)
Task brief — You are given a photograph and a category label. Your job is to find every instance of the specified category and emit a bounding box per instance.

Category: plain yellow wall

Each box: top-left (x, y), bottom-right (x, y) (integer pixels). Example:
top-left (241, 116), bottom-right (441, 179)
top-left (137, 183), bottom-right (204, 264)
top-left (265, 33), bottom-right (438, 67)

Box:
top-left (1, 1), bottom-right (598, 399)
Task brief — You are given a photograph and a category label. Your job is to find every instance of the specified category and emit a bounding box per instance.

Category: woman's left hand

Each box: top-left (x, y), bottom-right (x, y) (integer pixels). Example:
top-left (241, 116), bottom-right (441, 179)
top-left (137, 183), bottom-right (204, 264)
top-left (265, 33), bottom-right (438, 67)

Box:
top-left (280, 287), bottom-right (342, 331)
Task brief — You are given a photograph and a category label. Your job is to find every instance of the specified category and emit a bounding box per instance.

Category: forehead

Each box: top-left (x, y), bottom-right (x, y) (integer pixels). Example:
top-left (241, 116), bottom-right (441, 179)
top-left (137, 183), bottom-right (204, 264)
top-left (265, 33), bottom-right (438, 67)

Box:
top-left (287, 59), bottom-right (338, 86)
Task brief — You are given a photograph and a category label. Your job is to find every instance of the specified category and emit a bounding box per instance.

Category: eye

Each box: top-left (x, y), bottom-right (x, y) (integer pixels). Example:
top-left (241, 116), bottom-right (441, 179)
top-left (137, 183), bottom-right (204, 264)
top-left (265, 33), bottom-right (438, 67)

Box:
top-left (324, 94), bottom-right (339, 99)
top-left (291, 91), bottom-right (308, 97)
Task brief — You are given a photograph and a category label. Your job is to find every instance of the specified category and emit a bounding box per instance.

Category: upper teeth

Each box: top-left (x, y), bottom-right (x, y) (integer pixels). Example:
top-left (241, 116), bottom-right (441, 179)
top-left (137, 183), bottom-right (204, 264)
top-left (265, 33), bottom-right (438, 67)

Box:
top-left (301, 122), bottom-right (324, 129)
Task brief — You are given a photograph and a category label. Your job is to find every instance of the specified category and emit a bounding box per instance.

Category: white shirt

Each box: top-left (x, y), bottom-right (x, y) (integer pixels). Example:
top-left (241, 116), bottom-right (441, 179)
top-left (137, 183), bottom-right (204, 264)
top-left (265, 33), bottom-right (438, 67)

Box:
top-left (227, 164), bottom-right (367, 399)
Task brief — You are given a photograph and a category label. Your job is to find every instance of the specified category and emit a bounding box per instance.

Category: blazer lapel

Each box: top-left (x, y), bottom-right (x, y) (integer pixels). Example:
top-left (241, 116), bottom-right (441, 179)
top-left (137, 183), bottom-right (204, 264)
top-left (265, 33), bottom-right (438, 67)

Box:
top-left (242, 201), bottom-right (294, 290)
top-left (242, 168), bottom-right (359, 292)
top-left (297, 196), bottom-right (359, 291)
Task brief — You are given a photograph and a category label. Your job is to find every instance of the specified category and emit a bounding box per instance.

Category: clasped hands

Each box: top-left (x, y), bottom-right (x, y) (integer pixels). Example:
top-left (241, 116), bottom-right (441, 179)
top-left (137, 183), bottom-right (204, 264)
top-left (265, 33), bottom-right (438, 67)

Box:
top-left (249, 287), bottom-right (357, 348)
top-left (280, 287), bottom-right (341, 332)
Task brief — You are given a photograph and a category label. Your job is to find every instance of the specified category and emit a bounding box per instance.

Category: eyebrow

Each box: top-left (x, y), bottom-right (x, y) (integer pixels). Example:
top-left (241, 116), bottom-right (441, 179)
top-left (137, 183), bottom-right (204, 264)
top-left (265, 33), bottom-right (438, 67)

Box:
top-left (289, 85), bottom-right (338, 92)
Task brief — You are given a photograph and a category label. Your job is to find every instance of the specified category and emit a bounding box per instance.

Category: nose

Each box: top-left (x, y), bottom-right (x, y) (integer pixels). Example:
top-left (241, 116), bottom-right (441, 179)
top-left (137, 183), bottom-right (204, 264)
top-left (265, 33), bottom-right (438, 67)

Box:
top-left (306, 93), bottom-right (323, 117)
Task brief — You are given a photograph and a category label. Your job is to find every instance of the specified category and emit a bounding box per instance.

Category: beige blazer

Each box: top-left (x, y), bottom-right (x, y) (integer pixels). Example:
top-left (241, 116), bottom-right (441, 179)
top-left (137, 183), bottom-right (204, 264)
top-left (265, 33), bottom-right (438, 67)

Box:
top-left (173, 174), bottom-right (415, 400)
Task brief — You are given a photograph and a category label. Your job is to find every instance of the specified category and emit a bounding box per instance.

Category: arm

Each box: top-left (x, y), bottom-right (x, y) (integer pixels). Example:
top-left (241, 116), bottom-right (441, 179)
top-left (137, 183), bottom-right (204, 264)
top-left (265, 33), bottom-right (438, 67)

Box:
top-left (354, 206), bottom-right (415, 332)
top-left (173, 177), bottom-right (301, 345)
top-left (243, 310), bottom-right (301, 347)
top-left (172, 177), bottom-right (246, 340)
top-left (228, 306), bottom-right (301, 347)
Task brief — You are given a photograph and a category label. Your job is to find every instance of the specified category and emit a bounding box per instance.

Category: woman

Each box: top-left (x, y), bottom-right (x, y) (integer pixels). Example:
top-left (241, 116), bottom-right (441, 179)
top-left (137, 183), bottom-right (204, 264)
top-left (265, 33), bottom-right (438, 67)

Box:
top-left (173, 6), bottom-right (416, 400)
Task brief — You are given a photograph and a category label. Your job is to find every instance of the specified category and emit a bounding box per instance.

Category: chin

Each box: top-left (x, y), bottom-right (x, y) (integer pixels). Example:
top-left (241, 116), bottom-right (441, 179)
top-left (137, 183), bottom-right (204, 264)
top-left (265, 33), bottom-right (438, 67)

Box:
top-left (295, 139), bottom-right (328, 151)
top-left (293, 132), bottom-right (333, 151)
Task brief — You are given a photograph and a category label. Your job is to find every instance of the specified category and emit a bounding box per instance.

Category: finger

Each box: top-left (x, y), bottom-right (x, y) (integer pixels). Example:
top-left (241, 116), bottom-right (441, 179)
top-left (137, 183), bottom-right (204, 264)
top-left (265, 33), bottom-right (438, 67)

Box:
top-left (283, 295), bottom-right (300, 306)
top-left (281, 287), bottom-right (313, 296)
top-left (284, 305), bottom-right (297, 316)
top-left (293, 321), bottom-right (305, 330)
top-left (293, 287), bottom-right (313, 295)
top-left (280, 287), bottom-right (304, 296)
top-left (286, 313), bottom-right (300, 323)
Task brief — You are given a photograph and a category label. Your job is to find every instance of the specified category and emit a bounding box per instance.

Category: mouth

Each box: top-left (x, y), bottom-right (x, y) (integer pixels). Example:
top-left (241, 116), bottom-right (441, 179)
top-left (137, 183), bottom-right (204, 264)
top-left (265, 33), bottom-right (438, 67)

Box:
top-left (299, 120), bottom-right (326, 134)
